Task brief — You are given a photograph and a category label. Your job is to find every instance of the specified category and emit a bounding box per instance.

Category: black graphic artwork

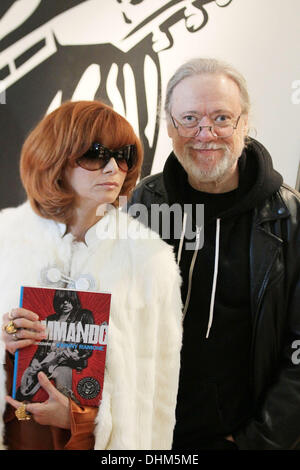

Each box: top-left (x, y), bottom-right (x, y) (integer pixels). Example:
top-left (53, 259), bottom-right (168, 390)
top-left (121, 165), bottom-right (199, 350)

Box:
top-left (0, 0), bottom-right (233, 209)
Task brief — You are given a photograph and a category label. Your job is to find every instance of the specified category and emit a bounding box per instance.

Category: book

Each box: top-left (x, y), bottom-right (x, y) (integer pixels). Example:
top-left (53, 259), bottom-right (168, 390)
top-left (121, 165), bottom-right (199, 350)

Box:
top-left (13, 286), bottom-right (111, 407)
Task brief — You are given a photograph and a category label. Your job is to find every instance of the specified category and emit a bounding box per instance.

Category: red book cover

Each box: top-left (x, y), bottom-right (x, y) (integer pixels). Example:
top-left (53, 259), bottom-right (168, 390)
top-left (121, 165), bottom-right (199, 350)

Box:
top-left (13, 286), bottom-right (111, 407)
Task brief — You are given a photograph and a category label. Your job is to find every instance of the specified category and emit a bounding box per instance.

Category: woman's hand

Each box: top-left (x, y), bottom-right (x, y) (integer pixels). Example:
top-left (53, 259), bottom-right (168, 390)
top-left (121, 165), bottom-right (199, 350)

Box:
top-left (6, 371), bottom-right (71, 429)
top-left (2, 308), bottom-right (47, 355)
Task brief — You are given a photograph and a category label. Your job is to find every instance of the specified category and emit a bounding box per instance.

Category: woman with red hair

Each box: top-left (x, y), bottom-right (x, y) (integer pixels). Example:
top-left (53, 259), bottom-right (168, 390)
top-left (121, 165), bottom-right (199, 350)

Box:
top-left (0, 101), bottom-right (182, 450)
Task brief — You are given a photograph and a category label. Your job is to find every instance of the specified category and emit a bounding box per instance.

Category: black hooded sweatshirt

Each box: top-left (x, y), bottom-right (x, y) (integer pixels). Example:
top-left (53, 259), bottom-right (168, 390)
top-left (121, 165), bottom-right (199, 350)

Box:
top-left (163, 140), bottom-right (283, 449)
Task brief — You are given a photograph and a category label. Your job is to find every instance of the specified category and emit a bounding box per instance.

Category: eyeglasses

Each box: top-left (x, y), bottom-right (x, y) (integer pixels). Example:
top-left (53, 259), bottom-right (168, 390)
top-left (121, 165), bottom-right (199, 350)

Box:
top-left (76, 142), bottom-right (136, 172)
top-left (171, 114), bottom-right (241, 138)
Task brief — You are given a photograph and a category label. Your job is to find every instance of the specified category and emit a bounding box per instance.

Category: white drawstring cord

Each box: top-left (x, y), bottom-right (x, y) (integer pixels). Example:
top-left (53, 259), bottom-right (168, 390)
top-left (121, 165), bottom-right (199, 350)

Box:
top-left (177, 212), bottom-right (187, 266)
top-left (206, 218), bottom-right (221, 338)
top-left (182, 225), bottom-right (202, 320)
top-left (177, 213), bottom-right (202, 321)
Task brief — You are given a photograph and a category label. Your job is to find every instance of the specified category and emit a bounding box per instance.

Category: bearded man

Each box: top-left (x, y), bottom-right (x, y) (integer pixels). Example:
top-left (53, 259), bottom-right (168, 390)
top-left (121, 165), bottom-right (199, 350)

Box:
top-left (128, 58), bottom-right (300, 450)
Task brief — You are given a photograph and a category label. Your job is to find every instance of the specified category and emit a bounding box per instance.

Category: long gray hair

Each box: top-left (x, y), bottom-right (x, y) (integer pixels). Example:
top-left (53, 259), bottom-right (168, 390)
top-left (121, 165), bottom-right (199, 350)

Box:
top-left (164, 58), bottom-right (250, 117)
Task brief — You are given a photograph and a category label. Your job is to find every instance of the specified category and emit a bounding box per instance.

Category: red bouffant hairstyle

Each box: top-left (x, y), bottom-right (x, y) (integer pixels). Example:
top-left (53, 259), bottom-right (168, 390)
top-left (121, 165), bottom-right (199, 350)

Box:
top-left (20, 100), bottom-right (143, 223)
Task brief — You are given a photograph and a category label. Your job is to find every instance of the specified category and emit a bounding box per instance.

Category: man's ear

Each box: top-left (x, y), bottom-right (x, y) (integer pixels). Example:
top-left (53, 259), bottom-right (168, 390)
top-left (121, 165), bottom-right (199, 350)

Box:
top-left (242, 114), bottom-right (249, 136)
top-left (166, 118), bottom-right (174, 138)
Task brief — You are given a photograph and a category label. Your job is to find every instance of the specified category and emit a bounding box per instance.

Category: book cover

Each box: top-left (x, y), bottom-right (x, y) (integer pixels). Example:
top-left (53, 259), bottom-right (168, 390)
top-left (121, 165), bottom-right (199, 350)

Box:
top-left (13, 286), bottom-right (111, 407)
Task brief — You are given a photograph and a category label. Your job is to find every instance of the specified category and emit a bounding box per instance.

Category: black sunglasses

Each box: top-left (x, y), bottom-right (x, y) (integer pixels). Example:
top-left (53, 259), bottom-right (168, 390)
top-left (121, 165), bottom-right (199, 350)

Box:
top-left (76, 143), bottom-right (136, 172)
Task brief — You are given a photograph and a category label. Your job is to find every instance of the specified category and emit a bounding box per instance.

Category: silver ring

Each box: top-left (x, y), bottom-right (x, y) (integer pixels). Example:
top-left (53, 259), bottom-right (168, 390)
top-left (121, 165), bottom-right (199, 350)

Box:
top-left (12, 332), bottom-right (18, 341)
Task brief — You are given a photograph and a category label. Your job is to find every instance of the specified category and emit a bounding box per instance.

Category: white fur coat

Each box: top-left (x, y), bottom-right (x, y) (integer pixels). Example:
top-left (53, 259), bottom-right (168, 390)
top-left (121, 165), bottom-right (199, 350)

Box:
top-left (0, 202), bottom-right (182, 450)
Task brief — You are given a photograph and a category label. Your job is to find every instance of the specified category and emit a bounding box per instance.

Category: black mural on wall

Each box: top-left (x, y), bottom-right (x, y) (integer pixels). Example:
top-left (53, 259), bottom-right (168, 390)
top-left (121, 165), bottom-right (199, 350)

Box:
top-left (296, 162), bottom-right (300, 193)
top-left (0, 0), bottom-right (233, 209)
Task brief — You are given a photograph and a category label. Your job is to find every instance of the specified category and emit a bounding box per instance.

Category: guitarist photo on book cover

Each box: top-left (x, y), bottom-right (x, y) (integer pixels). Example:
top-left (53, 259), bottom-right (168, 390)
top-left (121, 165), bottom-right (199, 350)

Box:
top-left (16, 289), bottom-right (94, 403)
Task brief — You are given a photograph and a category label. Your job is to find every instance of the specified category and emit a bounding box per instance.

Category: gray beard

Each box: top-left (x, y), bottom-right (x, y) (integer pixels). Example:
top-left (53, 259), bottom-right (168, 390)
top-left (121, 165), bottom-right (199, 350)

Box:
top-left (177, 144), bottom-right (240, 183)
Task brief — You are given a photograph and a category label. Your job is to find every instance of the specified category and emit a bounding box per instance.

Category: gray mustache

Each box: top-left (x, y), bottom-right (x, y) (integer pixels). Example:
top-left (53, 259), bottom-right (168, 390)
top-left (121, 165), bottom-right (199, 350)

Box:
top-left (188, 143), bottom-right (228, 150)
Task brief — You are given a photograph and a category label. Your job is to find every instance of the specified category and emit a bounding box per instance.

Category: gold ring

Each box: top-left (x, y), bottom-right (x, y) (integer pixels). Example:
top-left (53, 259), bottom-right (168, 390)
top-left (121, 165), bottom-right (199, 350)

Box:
top-left (15, 403), bottom-right (31, 421)
top-left (4, 320), bottom-right (18, 335)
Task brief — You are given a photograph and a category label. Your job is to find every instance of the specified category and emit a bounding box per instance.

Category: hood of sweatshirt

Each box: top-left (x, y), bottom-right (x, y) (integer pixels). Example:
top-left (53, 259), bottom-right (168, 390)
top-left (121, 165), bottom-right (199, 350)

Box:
top-left (163, 138), bottom-right (283, 337)
top-left (163, 138), bottom-right (283, 221)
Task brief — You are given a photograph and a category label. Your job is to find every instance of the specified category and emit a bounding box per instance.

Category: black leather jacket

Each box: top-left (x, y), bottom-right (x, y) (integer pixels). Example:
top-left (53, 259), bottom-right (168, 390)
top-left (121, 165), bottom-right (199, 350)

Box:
top-left (128, 168), bottom-right (300, 449)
